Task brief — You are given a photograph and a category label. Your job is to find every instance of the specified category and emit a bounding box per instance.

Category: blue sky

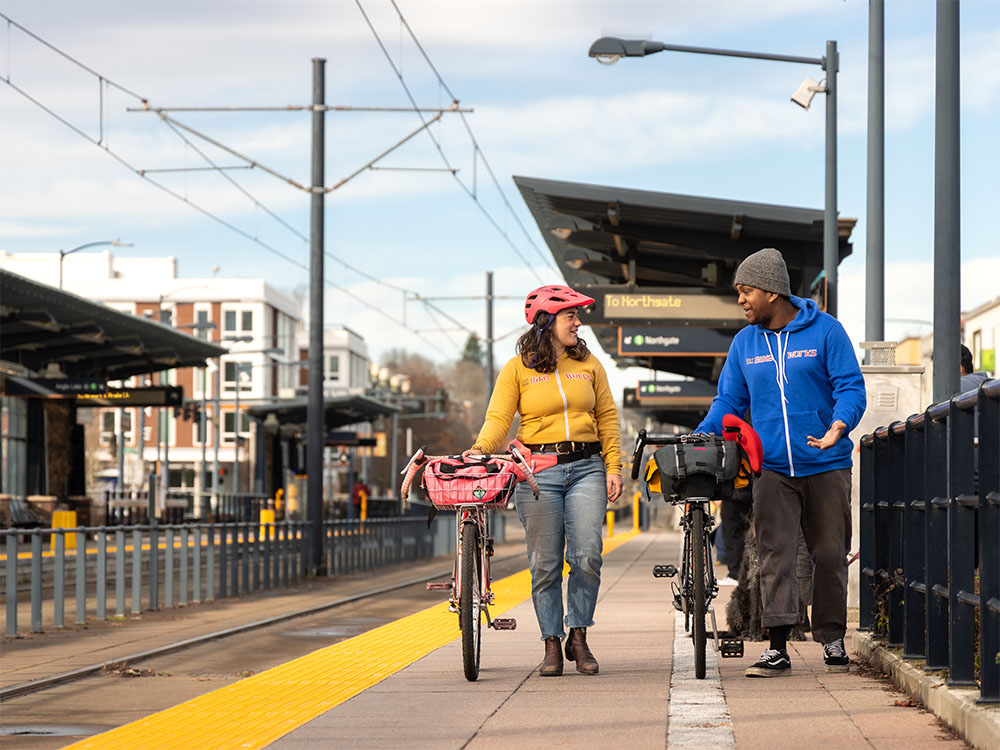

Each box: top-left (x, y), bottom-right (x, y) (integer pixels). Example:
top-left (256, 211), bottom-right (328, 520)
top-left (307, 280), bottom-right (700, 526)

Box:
top-left (1, 0), bottom-right (998, 396)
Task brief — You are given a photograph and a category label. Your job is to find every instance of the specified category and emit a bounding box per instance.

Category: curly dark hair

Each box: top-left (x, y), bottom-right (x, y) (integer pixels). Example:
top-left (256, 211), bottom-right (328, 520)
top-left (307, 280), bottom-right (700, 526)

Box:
top-left (516, 310), bottom-right (589, 373)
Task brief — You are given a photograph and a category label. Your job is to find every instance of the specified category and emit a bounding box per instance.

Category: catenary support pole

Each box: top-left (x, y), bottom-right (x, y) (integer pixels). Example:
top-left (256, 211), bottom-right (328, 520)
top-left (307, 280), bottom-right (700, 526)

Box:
top-left (932, 0), bottom-right (961, 403)
top-left (212, 356), bottom-right (221, 512)
top-left (824, 40), bottom-right (839, 318)
top-left (307, 57), bottom-right (327, 575)
top-left (486, 271), bottom-right (495, 401)
top-left (865, 0), bottom-right (885, 353)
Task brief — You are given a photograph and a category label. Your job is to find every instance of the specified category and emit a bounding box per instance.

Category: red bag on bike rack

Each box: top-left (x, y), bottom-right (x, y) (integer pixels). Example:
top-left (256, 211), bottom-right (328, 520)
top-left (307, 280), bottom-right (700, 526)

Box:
top-left (422, 456), bottom-right (520, 509)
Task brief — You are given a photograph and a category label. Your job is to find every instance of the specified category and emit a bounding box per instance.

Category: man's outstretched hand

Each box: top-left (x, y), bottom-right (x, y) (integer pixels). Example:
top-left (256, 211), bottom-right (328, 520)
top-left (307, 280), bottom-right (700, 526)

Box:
top-left (807, 420), bottom-right (847, 450)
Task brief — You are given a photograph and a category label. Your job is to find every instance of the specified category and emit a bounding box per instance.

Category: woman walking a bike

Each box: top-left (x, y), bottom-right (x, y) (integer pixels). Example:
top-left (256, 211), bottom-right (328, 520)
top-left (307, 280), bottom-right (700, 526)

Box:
top-left (465, 284), bottom-right (622, 677)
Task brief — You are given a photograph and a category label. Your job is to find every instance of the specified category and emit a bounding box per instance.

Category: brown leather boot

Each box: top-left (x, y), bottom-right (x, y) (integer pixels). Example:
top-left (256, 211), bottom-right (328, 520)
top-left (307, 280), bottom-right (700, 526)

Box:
top-left (565, 627), bottom-right (599, 674)
top-left (539, 636), bottom-right (563, 676)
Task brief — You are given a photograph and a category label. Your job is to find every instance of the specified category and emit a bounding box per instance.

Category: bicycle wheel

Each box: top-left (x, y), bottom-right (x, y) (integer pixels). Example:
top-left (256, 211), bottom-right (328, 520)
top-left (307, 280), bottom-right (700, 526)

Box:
top-left (460, 522), bottom-right (483, 681)
top-left (690, 505), bottom-right (707, 679)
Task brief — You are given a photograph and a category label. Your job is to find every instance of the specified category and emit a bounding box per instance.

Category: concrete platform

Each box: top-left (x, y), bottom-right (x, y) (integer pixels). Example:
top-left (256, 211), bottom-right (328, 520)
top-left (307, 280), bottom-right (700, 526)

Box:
top-left (268, 531), bottom-right (972, 750)
top-left (2, 529), bottom-right (985, 749)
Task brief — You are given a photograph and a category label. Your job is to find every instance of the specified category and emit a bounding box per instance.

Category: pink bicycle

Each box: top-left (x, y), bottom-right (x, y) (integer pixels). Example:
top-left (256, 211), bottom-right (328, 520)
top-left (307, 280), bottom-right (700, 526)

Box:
top-left (401, 446), bottom-right (539, 681)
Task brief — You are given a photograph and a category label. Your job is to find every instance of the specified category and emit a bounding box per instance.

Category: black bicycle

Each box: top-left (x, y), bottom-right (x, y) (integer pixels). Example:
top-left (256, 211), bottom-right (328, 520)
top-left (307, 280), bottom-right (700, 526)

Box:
top-left (631, 416), bottom-right (761, 679)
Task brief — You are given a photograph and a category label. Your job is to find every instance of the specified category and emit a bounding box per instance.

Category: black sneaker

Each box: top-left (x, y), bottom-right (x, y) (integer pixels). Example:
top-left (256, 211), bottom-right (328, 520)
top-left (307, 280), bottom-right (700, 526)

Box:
top-left (823, 638), bottom-right (850, 672)
top-left (745, 648), bottom-right (791, 677)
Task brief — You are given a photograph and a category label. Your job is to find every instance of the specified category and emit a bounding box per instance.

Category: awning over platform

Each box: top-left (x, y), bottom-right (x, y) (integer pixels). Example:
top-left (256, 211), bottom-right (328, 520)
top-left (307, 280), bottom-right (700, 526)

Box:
top-left (515, 175), bottom-right (856, 386)
top-left (1, 269), bottom-right (225, 380)
top-left (246, 394), bottom-right (399, 428)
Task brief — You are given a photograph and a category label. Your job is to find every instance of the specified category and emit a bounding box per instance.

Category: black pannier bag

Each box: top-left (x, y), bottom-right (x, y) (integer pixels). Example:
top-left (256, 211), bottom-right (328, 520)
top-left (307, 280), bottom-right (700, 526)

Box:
top-left (650, 436), bottom-right (742, 502)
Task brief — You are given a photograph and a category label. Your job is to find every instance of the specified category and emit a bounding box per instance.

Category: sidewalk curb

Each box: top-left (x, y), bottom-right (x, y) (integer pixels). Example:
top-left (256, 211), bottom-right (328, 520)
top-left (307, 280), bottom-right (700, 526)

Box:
top-left (852, 631), bottom-right (1000, 750)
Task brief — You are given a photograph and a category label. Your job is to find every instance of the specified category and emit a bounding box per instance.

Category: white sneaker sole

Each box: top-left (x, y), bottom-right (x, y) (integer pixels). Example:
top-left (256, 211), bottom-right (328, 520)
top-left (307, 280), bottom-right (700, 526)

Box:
top-left (744, 666), bottom-right (791, 677)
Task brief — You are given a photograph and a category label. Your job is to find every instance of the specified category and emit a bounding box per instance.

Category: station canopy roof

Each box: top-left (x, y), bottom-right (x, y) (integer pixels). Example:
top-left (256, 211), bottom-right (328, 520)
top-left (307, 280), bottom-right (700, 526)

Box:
top-left (515, 175), bottom-right (856, 382)
top-left (246, 394), bottom-right (399, 429)
top-left (1, 269), bottom-right (226, 380)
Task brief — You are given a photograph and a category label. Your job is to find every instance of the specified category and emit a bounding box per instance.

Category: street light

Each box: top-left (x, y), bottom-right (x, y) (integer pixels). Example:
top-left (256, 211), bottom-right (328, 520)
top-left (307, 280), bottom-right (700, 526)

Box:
top-left (589, 36), bottom-right (841, 317)
top-left (58, 238), bottom-right (132, 289)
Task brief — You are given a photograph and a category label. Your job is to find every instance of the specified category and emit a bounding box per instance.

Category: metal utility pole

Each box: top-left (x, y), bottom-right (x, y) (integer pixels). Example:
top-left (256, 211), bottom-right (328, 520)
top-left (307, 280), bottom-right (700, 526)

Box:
top-left (212, 356), bottom-right (221, 513)
top-left (485, 271), bottom-right (495, 401)
top-left (200, 373), bottom-right (208, 516)
top-left (865, 0), bottom-right (885, 352)
top-left (307, 57), bottom-right (326, 575)
top-left (932, 0), bottom-right (961, 404)
top-left (824, 40), bottom-right (839, 318)
top-left (233, 365), bottom-right (242, 495)
top-left (117, 408), bottom-right (126, 489)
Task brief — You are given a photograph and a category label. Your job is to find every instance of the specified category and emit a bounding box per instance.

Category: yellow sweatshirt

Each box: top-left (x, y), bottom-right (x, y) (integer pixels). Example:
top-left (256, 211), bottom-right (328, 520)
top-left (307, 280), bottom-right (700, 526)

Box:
top-left (472, 352), bottom-right (622, 475)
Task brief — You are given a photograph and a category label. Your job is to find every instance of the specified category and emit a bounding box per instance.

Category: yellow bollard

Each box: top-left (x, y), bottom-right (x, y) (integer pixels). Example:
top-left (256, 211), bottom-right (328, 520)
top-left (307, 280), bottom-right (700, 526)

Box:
top-left (260, 509), bottom-right (275, 540)
top-left (275, 488), bottom-right (284, 513)
top-left (359, 489), bottom-right (368, 521)
top-left (606, 510), bottom-right (614, 538)
top-left (633, 494), bottom-right (641, 533)
top-left (51, 510), bottom-right (77, 550)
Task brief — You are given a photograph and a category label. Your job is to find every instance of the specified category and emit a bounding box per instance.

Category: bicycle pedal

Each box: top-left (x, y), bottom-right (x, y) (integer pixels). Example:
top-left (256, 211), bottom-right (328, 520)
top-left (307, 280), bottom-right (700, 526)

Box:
top-left (719, 638), bottom-right (744, 658)
top-left (426, 582), bottom-right (451, 590)
top-left (653, 564), bottom-right (678, 578)
top-left (486, 538), bottom-right (495, 557)
top-left (491, 618), bottom-right (516, 630)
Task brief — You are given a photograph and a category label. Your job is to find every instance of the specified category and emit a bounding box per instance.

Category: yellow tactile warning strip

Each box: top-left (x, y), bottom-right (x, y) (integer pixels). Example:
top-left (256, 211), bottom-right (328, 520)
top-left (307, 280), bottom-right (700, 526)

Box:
top-left (65, 530), bottom-right (641, 750)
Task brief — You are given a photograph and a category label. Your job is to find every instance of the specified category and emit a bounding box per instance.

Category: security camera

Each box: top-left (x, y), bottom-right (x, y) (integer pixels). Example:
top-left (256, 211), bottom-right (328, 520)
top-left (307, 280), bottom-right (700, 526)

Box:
top-left (791, 76), bottom-right (826, 110)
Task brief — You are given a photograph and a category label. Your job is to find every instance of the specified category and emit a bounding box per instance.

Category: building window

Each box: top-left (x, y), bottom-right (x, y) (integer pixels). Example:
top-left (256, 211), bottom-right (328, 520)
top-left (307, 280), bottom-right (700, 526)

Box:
top-left (1, 396), bottom-right (27, 497)
top-left (222, 411), bottom-right (250, 443)
top-left (327, 355), bottom-right (340, 380)
top-left (224, 310), bottom-right (237, 332)
top-left (196, 309), bottom-right (211, 339)
top-left (224, 361), bottom-right (252, 392)
top-left (99, 410), bottom-right (134, 447)
top-left (241, 310), bottom-right (253, 331)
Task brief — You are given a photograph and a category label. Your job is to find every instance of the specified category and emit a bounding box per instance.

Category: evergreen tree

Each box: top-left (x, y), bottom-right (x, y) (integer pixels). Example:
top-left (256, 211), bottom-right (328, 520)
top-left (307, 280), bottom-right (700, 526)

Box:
top-left (461, 334), bottom-right (484, 366)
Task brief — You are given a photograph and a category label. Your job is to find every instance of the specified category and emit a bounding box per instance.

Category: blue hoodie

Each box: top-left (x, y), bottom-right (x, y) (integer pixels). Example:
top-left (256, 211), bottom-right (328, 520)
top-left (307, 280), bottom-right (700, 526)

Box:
top-left (695, 295), bottom-right (866, 477)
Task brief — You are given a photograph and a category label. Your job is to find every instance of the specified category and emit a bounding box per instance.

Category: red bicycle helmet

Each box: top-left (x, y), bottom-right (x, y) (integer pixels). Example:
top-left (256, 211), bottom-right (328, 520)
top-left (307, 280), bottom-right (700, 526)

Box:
top-left (524, 285), bottom-right (596, 325)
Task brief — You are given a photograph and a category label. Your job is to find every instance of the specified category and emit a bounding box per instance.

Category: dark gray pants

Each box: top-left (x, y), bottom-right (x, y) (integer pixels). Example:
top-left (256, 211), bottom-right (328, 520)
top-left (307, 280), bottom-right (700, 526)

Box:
top-left (753, 468), bottom-right (851, 644)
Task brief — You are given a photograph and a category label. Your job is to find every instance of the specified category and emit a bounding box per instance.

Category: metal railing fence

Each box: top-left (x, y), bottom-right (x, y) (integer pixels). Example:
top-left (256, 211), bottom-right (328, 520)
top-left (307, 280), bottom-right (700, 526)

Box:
top-left (860, 378), bottom-right (999, 703)
top-left (102, 489), bottom-right (272, 525)
top-left (1, 514), bottom-right (456, 637)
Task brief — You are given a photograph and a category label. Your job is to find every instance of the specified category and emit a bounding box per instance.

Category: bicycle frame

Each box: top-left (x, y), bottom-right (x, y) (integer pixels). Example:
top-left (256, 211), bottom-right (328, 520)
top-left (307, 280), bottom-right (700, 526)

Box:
top-left (674, 498), bottom-right (719, 626)
top-left (452, 505), bottom-right (494, 619)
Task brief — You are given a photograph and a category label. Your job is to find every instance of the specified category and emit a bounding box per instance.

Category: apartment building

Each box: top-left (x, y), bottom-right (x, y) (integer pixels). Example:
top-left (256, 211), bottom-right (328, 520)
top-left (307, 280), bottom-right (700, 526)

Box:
top-left (297, 326), bottom-right (371, 397)
top-left (0, 251), bottom-right (299, 495)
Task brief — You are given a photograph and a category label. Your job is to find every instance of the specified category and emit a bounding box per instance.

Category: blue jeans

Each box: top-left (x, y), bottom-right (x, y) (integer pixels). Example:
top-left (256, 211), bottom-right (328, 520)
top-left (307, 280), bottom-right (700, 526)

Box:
top-left (514, 455), bottom-right (608, 639)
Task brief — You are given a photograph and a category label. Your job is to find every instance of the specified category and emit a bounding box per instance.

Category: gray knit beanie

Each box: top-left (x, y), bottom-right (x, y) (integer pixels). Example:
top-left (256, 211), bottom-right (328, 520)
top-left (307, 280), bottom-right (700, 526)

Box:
top-left (733, 248), bottom-right (791, 297)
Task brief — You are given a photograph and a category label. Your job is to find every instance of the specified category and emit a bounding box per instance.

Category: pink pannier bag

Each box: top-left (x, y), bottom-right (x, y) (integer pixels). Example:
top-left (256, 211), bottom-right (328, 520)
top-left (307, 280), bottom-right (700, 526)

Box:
top-left (422, 456), bottom-right (520, 509)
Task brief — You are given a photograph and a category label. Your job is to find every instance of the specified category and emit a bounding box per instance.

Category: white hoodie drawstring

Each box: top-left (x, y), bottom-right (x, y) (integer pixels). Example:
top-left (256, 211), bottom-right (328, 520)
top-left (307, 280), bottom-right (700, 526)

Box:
top-left (764, 330), bottom-right (795, 476)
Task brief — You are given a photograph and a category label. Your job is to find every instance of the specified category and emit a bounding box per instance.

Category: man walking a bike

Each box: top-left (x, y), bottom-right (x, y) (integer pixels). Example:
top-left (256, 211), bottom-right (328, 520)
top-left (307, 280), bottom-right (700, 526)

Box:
top-left (694, 248), bottom-right (866, 677)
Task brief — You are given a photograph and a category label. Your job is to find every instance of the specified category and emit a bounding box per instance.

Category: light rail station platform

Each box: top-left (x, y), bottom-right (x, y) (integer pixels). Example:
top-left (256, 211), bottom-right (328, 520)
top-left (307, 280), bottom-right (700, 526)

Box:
top-left (1, 529), bottom-right (989, 750)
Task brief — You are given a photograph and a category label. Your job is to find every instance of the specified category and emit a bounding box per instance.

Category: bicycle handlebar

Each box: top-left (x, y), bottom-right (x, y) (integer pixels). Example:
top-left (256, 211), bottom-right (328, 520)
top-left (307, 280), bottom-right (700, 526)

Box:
top-left (399, 447), bottom-right (540, 501)
top-left (629, 429), bottom-right (721, 480)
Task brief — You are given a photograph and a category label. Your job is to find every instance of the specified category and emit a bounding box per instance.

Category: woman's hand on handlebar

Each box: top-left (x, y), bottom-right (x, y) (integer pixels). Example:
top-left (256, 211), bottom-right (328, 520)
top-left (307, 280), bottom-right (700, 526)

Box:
top-left (461, 447), bottom-right (483, 459)
top-left (607, 473), bottom-right (623, 503)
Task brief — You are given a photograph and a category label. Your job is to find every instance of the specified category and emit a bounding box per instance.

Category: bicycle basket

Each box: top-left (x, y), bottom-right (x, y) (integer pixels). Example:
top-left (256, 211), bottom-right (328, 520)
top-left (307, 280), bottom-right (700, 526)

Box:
top-left (422, 456), bottom-right (519, 509)
top-left (645, 437), bottom-right (742, 503)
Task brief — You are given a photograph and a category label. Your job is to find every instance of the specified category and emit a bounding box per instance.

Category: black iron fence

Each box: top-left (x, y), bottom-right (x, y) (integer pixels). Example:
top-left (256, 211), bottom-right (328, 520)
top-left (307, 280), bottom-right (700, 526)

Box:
top-left (860, 378), bottom-right (999, 703)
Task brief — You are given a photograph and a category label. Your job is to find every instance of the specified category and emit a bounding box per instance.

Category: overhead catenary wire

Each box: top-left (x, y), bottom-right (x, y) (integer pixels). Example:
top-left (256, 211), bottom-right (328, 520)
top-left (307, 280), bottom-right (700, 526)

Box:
top-left (353, 0), bottom-right (552, 282)
top-left (385, 0), bottom-right (556, 273)
top-left (0, 14), bottom-right (467, 356)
